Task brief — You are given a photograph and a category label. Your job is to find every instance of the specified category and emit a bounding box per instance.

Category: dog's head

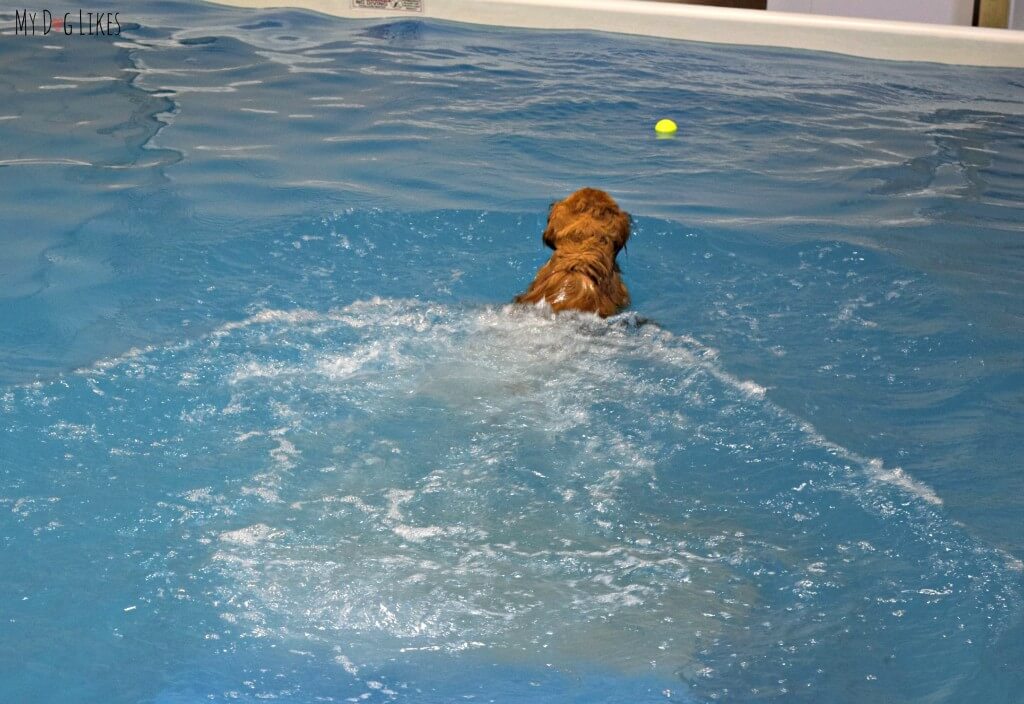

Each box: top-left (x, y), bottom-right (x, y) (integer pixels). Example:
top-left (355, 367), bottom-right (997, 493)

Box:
top-left (542, 188), bottom-right (631, 254)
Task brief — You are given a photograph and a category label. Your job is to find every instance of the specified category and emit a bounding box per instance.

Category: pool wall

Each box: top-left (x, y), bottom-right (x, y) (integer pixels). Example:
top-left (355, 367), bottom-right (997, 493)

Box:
top-left (210, 0), bottom-right (1024, 67)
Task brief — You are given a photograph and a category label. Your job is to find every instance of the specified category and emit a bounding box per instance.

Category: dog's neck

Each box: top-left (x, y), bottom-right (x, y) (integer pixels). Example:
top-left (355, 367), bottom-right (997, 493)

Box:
top-left (554, 239), bottom-right (617, 261)
top-left (548, 241), bottom-right (619, 281)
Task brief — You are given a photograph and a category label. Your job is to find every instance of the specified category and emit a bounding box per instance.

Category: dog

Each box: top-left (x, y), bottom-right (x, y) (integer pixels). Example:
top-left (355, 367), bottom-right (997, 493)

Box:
top-left (514, 188), bottom-right (631, 318)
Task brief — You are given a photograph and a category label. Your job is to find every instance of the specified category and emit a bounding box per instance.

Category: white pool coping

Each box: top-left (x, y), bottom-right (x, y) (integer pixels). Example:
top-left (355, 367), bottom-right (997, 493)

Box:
top-left (211, 0), bottom-right (1024, 67)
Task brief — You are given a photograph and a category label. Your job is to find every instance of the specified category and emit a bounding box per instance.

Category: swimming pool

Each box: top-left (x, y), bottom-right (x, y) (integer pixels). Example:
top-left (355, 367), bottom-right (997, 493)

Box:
top-left (1, 2), bottom-right (1023, 702)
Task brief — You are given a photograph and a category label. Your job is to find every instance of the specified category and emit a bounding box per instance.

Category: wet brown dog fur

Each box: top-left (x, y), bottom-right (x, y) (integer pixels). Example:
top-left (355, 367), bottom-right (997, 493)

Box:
top-left (515, 188), bottom-right (631, 317)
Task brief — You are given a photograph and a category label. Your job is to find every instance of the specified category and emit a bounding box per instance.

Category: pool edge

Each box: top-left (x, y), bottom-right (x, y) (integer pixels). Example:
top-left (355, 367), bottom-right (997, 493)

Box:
top-left (205, 0), bottom-right (1024, 67)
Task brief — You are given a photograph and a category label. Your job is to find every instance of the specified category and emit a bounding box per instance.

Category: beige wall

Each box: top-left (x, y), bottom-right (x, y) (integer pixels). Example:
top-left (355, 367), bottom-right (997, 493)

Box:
top-left (1013, 0), bottom-right (1024, 28)
top-left (767, 0), bottom-right (974, 26)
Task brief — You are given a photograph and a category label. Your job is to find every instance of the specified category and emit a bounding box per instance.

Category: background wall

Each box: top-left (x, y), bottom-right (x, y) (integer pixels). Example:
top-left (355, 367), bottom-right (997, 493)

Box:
top-left (766, 0), bottom-right (975, 25)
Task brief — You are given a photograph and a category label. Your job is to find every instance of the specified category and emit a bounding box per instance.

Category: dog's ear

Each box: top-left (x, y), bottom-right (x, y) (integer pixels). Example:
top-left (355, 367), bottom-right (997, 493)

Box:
top-left (609, 209), bottom-right (631, 254)
top-left (542, 201), bottom-right (558, 249)
top-left (542, 225), bottom-right (556, 250)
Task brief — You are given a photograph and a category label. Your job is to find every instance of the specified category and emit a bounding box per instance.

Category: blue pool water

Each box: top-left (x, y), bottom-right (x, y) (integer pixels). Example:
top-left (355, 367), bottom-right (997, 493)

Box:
top-left (2, 3), bottom-right (1023, 702)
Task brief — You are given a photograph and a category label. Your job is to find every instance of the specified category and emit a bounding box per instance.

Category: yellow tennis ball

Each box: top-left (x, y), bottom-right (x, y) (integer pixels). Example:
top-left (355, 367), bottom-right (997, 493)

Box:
top-left (654, 118), bottom-right (678, 135)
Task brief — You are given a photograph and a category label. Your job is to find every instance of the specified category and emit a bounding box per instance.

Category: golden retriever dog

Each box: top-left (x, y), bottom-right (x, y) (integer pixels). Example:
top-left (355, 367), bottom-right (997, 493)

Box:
top-left (515, 188), bottom-right (631, 318)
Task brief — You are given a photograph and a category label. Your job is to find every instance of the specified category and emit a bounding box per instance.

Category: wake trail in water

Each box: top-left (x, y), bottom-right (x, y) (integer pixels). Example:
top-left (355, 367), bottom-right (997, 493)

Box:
top-left (5, 297), bottom-right (1021, 701)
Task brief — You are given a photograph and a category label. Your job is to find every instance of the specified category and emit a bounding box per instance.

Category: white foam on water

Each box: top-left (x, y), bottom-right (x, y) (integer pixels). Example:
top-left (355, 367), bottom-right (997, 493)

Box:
top-left (800, 423), bottom-right (943, 505)
top-left (392, 525), bottom-right (445, 542)
top-left (315, 342), bottom-right (384, 379)
top-left (218, 523), bottom-right (282, 546)
top-left (22, 296), bottom-right (1018, 691)
top-left (67, 296), bottom-right (966, 522)
top-left (385, 489), bottom-right (414, 522)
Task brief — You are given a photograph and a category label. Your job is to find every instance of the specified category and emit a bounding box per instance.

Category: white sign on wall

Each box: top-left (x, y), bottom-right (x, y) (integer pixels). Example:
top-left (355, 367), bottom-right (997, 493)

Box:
top-left (352, 0), bottom-right (424, 11)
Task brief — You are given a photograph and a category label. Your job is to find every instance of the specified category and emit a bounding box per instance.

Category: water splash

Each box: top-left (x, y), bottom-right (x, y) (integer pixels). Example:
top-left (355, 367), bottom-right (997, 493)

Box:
top-left (7, 297), bottom-right (1017, 701)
